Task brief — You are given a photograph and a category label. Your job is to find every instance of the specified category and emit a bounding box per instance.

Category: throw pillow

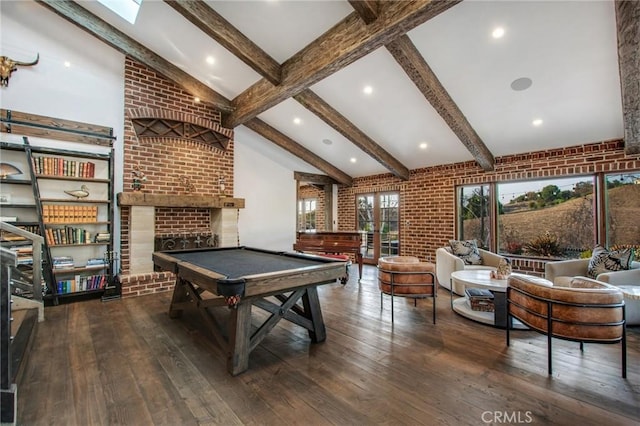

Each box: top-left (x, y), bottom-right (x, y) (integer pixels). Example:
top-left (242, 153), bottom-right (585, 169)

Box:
top-left (449, 239), bottom-right (483, 265)
top-left (587, 244), bottom-right (634, 278)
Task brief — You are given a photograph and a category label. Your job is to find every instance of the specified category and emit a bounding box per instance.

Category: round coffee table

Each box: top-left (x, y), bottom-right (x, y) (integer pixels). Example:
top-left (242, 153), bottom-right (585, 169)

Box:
top-left (450, 270), bottom-right (530, 329)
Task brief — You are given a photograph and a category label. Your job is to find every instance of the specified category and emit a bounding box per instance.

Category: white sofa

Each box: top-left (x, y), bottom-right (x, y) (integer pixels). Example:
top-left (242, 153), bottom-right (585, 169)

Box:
top-left (435, 247), bottom-right (506, 295)
top-left (545, 258), bottom-right (640, 325)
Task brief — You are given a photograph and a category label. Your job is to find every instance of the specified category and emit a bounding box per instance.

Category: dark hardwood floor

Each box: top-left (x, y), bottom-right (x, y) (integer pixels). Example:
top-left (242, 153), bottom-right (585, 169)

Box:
top-left (16, 266), bottom-right (640, 425)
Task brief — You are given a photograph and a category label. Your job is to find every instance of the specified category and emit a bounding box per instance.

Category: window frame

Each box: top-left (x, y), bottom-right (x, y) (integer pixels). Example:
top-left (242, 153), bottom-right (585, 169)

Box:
top-left (297, 197), bottom-right (317, 231)
top-left (455, 171), bottom-right (638, 259)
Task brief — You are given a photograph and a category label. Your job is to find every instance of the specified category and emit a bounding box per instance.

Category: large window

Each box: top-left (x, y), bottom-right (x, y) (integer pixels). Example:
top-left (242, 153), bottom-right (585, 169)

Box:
top-left (606, 172), bottom-right (640, 251)
top-left (298, 198), bottom-right (316, 231)
top-left (457, 184), bottom-right (491, 249)
top-left (498, 177), bottom-right (595, 258)
top-left (455, 174), bottom-right (626, 259)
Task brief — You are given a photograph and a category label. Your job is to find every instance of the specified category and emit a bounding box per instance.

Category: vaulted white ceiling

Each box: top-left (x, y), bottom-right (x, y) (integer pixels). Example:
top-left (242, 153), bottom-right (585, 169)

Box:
top-left (39, 0), bottom-right (627, 179)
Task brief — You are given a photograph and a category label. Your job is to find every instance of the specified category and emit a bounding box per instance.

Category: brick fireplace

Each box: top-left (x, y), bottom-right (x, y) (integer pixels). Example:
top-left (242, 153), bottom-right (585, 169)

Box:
top-left (119, 58), bottom-right (237, 297)
top-left (117, 193), bottom-right (244, 297)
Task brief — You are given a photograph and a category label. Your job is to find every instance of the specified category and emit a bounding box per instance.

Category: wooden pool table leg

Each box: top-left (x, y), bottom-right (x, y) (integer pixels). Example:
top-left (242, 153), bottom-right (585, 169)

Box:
top-left (168, 277), bottom-right (190, 319)
top-left (227, 301), bottom-right (252, 376)
top-left (302, 286), bottom-right (326, 343)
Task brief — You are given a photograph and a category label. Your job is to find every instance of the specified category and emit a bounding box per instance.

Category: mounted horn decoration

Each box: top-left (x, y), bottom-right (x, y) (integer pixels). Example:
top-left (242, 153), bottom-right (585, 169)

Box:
top-left (0, 53), bottom-right (39, 87)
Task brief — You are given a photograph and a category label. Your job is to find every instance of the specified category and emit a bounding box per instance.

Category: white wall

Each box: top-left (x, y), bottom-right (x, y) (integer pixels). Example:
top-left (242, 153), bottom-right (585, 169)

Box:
top-left (1, 0), bottom-right (125, 245)
top-left (234, 125), bottom-right (320, 251)
top-left (0, 1), bottom-right (124, 136)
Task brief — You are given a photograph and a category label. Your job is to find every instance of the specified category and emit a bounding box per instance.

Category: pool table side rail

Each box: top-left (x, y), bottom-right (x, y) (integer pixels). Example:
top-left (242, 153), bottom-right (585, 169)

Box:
top-left (240, 263), bottom-right (344, 297)
top-left (152, 251), bottom-right (346, 298)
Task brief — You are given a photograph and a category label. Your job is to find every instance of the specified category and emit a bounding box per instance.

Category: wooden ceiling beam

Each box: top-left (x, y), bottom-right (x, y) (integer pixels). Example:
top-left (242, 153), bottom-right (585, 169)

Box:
top-left (244, 118), bottom-right (353, 186)
top-left (164, 0), bottom-right (282, 86)
top-left (616, 0), bottom-right (640, 155)
top-left (35, 0), bottom-right (358, 183)
top-left (293, 172), bottom-right (339, 186)
top-left (169, 0), bottom-right (410, 180)
top-left (224, 0), bottom-right (461, 128)
top-left (36, 0), bottom-right (233, 112)
top-left (294, 89), bottom-right (410, 180)
top-left (348, 0), bottom-right (380, 24)
top-left (386, 35), bottom-right (495, 171)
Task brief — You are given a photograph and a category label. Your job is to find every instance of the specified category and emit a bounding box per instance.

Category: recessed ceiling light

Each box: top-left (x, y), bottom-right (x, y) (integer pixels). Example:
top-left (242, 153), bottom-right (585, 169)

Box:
top-left (363, 85), bottom-right (373, 95)
top-left (293, 117), bottom-right (302, 125)
top-left (492, 27), bottom-right (505, 39)
top-left (206, 56), bottom-right (215, 65)
top-left (322, 139), bottom-right (333, 145)
top-left (532, 118), bottom-right (543, 127)
top-left (63, 61), bottom-right (71, 68)
top-left (350, 157), bottom-right (357, 163)
top-left (511, 77), bottom-right (533, 91)
top-left (419, 142), bottom-right (428, 150)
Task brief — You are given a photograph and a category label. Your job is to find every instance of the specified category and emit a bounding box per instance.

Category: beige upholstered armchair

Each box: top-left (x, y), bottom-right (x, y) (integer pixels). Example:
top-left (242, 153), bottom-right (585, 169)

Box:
top-left (545, 258), bottom-right (640, 286)
top-left (435, 247), bottom-right (505, 295)
top-left (506, 274), bottom-right (626, 378)
top-left (377, 256), bottom-right (436, 323)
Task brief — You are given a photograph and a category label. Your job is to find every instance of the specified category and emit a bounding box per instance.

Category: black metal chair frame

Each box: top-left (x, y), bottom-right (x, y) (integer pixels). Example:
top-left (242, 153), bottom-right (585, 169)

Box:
top-left (378, 268), bottom-right (436, 324)
top-left (506, 285), bottom-right (627, 378)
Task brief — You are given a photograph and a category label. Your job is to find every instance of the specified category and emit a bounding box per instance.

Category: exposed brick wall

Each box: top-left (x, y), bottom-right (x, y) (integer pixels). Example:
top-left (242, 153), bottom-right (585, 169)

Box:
top-left (123, 58), bottom-right (233, 197)
top-left (338, 139), bottom-right (640, 274)
top-left (117, 58), bottom-right (639, 294)
top-left (120, 271), bottom-right (175, 298)
top-left (155, 208), bottom-right (212, 236)
top-left (119, 58), bottom-right (233, 297)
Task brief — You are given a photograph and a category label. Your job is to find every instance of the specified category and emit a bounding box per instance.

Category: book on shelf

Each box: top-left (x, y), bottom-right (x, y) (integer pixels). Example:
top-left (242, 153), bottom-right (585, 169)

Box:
top-left (10, 245), bottom-right (32, 254)
top-left (46, 226), bottom-right (91, 245)
top-left (0, 228), bottom-right (33, 241)
top-left (57, 274), bottom-right (106, 294)
top-left (33, 155), bottom-right (96, 178)
top-left (43, 205), bottom-right (98, 223)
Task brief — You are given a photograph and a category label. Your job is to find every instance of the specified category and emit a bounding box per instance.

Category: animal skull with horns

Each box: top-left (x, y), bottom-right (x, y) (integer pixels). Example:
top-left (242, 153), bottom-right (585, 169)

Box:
top-left (0, 53), bottom-right (39, 87)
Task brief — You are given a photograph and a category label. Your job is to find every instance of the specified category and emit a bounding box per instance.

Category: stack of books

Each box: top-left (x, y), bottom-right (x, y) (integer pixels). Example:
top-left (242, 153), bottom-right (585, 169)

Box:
top-left (86, 257), bottom-right (107, 268)
top-left (10, 245), bottom-right (33, 265)
top-left (95, 232), bottom-right (110, 243)
top-left (52, 256), bottom-right (74, 269)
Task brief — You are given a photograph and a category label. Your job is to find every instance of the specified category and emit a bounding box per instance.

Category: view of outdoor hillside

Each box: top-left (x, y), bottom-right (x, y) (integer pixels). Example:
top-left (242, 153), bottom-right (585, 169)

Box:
top-left (460, 177), bottom-right (640, 259)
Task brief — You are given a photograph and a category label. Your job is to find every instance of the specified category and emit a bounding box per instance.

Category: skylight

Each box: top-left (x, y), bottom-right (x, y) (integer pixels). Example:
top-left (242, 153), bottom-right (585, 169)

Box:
top-left (97, 0), bottom-right (142, 24)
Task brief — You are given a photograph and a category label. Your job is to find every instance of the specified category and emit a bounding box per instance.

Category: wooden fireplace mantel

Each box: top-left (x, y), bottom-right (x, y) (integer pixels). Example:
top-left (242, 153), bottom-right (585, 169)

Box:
top-left (117, 192), bottom-right (245, 208)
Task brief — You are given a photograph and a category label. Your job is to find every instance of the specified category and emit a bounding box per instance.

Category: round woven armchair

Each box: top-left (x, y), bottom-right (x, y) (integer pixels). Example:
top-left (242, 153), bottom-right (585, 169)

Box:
top-left (377, 256), bottom-right (436, 323)
top-left (506, 274), bottom-right (626, 378)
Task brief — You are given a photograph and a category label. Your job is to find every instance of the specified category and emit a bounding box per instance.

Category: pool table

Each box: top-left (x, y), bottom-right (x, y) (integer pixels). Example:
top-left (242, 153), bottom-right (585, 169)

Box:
top-left (152, 246), bottom-right (347, 375)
